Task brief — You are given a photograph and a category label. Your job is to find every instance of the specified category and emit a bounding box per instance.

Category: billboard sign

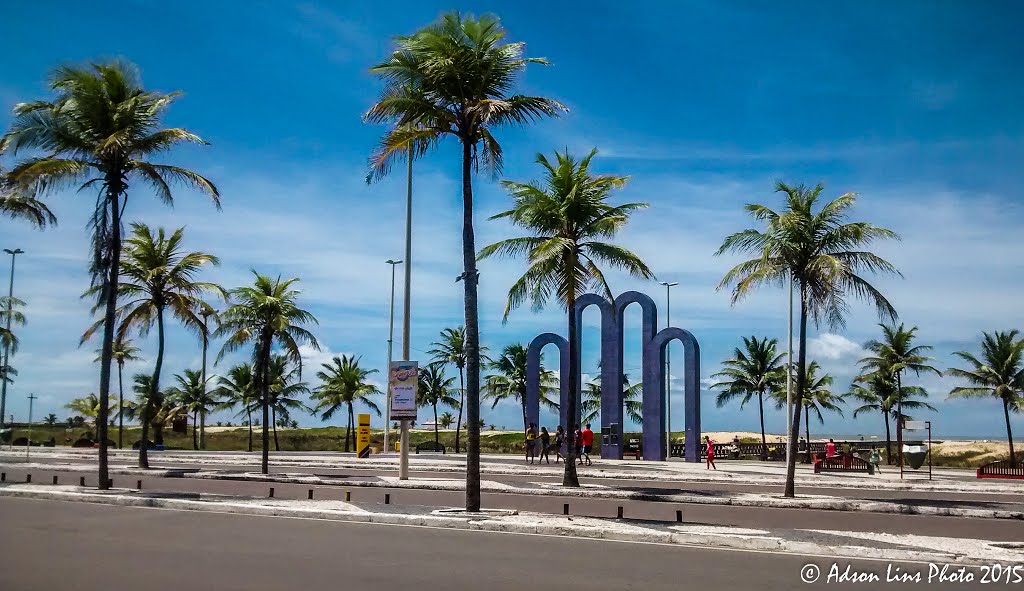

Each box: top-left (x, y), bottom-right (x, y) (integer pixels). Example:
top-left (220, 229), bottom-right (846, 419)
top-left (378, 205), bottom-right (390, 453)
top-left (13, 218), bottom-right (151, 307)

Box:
top-left (389, 361), bottom-right (418, 421)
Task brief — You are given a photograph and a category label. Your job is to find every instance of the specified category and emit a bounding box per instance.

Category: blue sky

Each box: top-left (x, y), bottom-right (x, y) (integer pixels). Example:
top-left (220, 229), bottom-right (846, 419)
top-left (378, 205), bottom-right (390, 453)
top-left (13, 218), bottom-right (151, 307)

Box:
top-left (2, 1), bottom-right (1023, 440)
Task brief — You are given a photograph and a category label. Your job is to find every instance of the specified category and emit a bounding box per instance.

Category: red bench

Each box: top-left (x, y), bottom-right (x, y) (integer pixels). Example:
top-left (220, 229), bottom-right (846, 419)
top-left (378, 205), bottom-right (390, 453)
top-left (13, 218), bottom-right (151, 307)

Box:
top-left (813, 454), bottom-right (870, 473)
top-left (977, 460), bottom-right (1024, 480)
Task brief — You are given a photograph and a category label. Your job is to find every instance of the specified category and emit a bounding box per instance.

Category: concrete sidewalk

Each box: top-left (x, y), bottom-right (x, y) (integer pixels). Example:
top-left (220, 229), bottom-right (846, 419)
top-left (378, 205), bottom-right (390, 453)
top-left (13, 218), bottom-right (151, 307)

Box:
top-left (3, 459), bottom-right (1021, 520)
top-left (2, 483), bottom-right (1021, 567)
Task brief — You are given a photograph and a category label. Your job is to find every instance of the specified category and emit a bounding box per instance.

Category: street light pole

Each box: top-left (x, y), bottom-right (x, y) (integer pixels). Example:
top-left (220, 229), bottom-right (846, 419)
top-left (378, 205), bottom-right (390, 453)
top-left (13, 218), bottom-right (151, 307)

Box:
top-left (786, 271), bottom-right (794, 468)
top-left (384, 259), bottom-right (402, 457)
top-left (26, 392), bottom-right (37, 460)
top-left (200, 308), bottom-right (213, 451)
top-left (659, 281), bottom-right (677, 459)
top-left (1, 248), bottom-right (25, 430)
top-left (399, 152), bottom-right (413, 481)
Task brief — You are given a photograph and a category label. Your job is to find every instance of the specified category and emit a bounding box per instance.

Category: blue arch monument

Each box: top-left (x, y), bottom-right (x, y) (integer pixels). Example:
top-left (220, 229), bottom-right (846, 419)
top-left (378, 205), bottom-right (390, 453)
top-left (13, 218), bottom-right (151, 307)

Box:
top-left (524, 291), bottom-right (701, 462)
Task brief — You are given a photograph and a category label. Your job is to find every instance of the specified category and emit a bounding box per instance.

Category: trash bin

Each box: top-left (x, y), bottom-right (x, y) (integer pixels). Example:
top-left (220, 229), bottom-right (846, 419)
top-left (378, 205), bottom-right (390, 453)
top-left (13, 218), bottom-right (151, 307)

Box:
top-left (903, 444), bottom-right (927, 469)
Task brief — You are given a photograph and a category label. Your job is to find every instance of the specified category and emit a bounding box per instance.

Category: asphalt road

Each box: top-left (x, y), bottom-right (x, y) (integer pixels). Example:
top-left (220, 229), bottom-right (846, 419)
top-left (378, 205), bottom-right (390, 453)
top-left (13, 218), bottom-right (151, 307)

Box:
top-left (0, 497), bottom-right (992, 591)
top-left (2, 466), bottom-right (1021, 542)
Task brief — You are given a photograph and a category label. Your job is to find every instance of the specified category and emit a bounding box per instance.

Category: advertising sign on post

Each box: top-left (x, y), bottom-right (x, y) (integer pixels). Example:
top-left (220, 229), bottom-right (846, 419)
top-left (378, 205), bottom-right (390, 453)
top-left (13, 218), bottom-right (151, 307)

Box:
top-left (389, 361), bottom-right (418, 421)
top-left (357, 413), bottom-right (371, 458)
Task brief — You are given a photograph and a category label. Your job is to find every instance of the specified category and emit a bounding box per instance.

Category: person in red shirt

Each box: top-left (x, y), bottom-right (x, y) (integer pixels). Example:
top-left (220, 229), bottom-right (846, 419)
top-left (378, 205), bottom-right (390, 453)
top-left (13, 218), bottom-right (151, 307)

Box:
top-left (825, 438), bottom-right (837, 459)
top-left (705, 435), bottom-right (716, 470)
top-left (580, 423), bottom-right (595, 466)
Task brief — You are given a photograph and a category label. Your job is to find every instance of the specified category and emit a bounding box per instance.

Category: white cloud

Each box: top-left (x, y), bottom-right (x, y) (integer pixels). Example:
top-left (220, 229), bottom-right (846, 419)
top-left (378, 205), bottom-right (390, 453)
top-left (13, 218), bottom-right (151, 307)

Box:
top-left (807, 334), bottom-right (866, 361)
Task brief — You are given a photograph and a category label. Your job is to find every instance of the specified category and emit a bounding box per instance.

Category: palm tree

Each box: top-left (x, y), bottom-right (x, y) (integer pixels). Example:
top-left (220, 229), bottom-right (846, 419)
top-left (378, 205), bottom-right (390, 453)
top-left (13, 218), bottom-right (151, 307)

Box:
top-left (64, 394), bottom-right (103, 437)
top-left (581, 375), bottom-right (642, 426)
top-left (84, 223), bottom-right (223, 468)
top-left (122, 373), bottom-right (185, 448)
top-left (366, 13), bottom-right (564, 511)
top-left (418, 362), bottom-right (459, 444)
top-left (429, 327), bottom-right (472, 453)
top-left (947, 330), bottom-right (1024, 467)
top-left (439, 411), bottom-right (455, 430)
top-left (716, 181), bottom-right (900, 497)
top-left (96, 338), bottom-right (142, 449)
top-left (2, 62), bottom-right (219, 489)
top-left (216, 273), bottom-right (319, 473)
top-left (311, 355), bottom-right (382, 452)
top-left (165, 369), bottom-right (218, 450)
top-left (0, 296), bottom-right (26, 357)
top-left (793, 361), bottom-right (844, 445)
top-left (858, 323), bottom-right (942, 466)
top-left (849, 373), bottom-right (935, 463)
top-left (712, 336), bottom-right (786, 459)
top-left (43, 413), bottom-right (58, 426)
top-left (266, 355), bottom-right (311, 451)
top-left (480, 148), bottom-right (653, 486)
top-left (216, 363), bottom-right (257, 452)
top-left (0, 166), bottom-right (57, 227)
top-left (483, 343), bottom-right (559, 432)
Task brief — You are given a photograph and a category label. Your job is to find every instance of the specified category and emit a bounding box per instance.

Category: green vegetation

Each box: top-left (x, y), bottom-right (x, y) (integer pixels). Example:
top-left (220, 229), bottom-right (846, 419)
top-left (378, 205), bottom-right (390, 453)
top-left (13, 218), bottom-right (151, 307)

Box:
top-left (712, 336), bottom-right (786, 459)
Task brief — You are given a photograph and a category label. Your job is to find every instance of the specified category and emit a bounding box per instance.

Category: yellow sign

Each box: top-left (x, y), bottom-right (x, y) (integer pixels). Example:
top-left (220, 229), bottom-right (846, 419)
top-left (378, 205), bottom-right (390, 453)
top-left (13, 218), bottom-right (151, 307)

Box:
top-left (357, 413), bottom-right (371, 458)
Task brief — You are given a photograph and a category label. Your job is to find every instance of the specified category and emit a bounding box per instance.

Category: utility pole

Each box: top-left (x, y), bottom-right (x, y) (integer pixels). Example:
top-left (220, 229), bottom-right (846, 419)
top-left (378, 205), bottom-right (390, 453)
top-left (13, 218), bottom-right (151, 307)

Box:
top-left (384, 259), bottom-right (402, 456)
top-left (786, 271), bottom-right (794, 468)
top-left (200, 308), bottom-right (213, 450)
top-left (1, 248), bottom-right (25, 430)
top-left (659, 281), bottom-right (677, 459)
top-left (26, 392), bottom-right (37, 460)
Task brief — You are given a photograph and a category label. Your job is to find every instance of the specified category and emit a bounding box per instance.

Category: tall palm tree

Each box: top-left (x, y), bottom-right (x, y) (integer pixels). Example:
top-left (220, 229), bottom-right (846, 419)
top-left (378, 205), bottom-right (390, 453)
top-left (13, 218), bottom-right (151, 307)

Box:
top-left (216, 363), bottom-right (257, 452)
top-left (712, 336), bottom-right (786, 459)
top-left (716, 181), bottom-right (900, 497)
top-left (311, 355), bottom-right (381, 452)
top-left (947, 330), bottom-right (1024, 467)
top-left (483, 343), bottom-right (559, 432)
top-left (266, 355), bottom-right (311, 452)
top-left (217, 273), bottom-right (319, 473)
top-left (858, 323), bottom-right (942, 466)
top-left (366, 13), bottom-right (564, 511)
top-left (165, 369), bottom-right (218, 450)
top-left (418, 362), bottom-right (459, 444)
top-left (428, 327), bottom-right (471, 452)
top-left (96, 338), bottom-right (142, 449)
top-left (84, 223), bottom-right (223, 468)
top-left (849, 373), bottom-right (935, 463)
top-left (2, 62), bottom-right (219, 488)
top-left (480, 148), bottom-right (653, 487)
top-left (581, 374), bottom-right (642, 426)
top-left (0, 166), bottom-right (57, 227)
top-left (439, 411), bottom-right (455, 430)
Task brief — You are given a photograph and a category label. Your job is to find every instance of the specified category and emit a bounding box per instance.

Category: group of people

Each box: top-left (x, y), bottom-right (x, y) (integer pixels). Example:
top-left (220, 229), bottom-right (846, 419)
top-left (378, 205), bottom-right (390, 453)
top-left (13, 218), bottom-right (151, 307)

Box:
top-left (525, 423), bottom-right (595, 466)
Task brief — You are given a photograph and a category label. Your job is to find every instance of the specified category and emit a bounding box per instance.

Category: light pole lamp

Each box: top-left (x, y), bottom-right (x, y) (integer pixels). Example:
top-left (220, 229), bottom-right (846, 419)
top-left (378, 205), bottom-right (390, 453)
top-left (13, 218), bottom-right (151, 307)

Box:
top-left (659, 281), bottom-right (678, 459)
top-left (200, 306), bottom-right (215, 451)
top-left (384, 259), bottom-right (403, 457)
top-left (1, 248), bottom-right (25, 429)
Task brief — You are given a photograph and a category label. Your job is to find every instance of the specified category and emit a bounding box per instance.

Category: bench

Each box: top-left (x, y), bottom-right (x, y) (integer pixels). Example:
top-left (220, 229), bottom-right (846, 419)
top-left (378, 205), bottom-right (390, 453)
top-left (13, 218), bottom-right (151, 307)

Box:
top-left (415, 440), bottom-right (446, 454)
top-left (977, 459), bottom-right (1024, 480)
top-left (813, 454), bottom-right (870, 474)
top-left (622, 439), bottom-right (642, 460)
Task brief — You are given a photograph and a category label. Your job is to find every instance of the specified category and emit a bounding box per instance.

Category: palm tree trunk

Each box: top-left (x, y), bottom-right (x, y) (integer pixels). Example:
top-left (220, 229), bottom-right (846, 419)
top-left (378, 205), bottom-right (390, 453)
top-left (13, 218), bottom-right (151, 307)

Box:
top-left (804, 405), bottom-right (810, 451)
top-left (433, 402), bottom-right (439, 444)
top-left (562, 271), bottom-right (580, 488)
top-left (883, 410), bottom-right (892, 464)
top-left (895, 372), bottom-right (903, 469)
top-left (1004, 398), bottom-right (1017, 468)
top-left (455, 368), bottom-right (464, 453)
top-left (246, 409), bottom-right (253, 452)
top-left (259, 335), bottom-right (271, 474)
top-left (192, 410), bottom-right (198, 450)
top-left (117, 362), bottom-right (124, 450)
top-left (97, 179), bottom-right (124, 488)
top-left (758, 390), bottom-right (767, 460)
top-left (783, 284), bottom-right (807, 498)
top-left (140, 305), bottom-right (166, 469)
top-left (200, 327), bottom-right (208, 450)
top-left (461, 138), bottom-right (482, 512)
top-left (272, 407), bottom-right (280, 452)
top-left (345, 403), bottom-right (352, 452)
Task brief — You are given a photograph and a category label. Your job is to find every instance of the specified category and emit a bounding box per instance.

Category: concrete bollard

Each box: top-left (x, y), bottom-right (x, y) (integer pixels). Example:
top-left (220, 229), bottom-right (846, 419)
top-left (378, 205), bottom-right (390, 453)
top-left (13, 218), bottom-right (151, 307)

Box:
top-left (26, 474), bottom-right (31, 483)
top-left (676, 509), bottom-right (683, 523)
top-left (308, 489), bottom-right (314, 500)
top-left (137, 480), bottom-right (142, 490)
top-left (52, 475), bottom-right (58, 485)
top-left (345, 491), bottom-right (351, 502)
top-left (617, 506), bottom-right (623, 519)
top-left (269, 487), bottom-right (275, 498)
top-left (107, 479), bottom-right (113, 488)
top-left (563, 503), bottom-right (569, 515)
top-left (1, 472), bottom-right (5, 482)
top-left (80, 476), bottom-right (86, 487)
top-left (384, 493), bottom-right (390, 505)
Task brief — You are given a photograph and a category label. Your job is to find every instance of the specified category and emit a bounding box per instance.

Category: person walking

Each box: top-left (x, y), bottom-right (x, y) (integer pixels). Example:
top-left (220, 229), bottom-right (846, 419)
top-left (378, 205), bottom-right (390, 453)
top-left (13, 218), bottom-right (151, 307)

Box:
top-left (868, 448), bottom-right (882, 474)
top-left (705, 435), bottom-right (717, 470)
top-left (580, 423), bottom-right (594, 466)
top-left (554, 426), bottom-right (565, 463)
top-left (525, 423), bottom-right (538, 464)
top-left (574, 425), bottom-right (583, 465)
top-left (539, 426), bottom-right (551, 464)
